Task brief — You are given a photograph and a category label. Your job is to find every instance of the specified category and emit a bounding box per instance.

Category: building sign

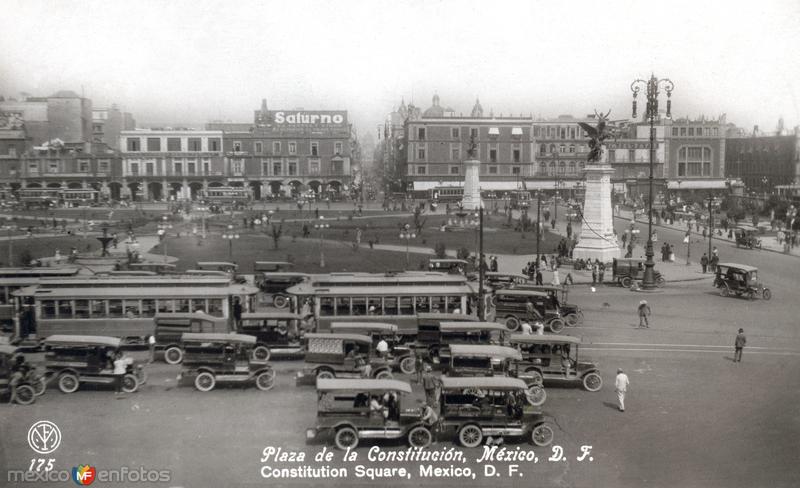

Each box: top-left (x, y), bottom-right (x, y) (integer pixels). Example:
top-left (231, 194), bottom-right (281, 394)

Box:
top-left (271, 111), bottom-right (347, 126)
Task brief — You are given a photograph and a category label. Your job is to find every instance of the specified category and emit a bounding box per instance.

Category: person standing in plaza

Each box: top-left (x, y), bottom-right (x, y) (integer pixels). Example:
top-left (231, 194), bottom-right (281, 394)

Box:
top-left (734, 328), bottom-right (746, 362)
top-left (148, 334), bottom-right (156, 363)
top-left (615, 368), bottom-right (629, 412)
top-left (421, 364), bottom-right (439, 407)
top-left (535, 267), bottom-right (543, 286)
top-left (637, 300), bottom-right (651, 328)
top-left (700, 253), bottom-right (709, 273)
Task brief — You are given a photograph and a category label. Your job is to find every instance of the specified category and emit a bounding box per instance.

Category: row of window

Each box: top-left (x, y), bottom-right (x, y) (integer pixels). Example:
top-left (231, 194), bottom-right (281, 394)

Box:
top-left (672, 126), bottom-right (720, 137)
top-left (414, 143), bottom-right (524, 163)
top-left (414, 127), bottom-right (525, 141)
top-left (126, 159), bottom-right (345, 177)
top-left (318, 295), bottom-right (465, 316)
top-left (539, 144), bottom-right (587, 155)
top-left (27, 160), bottom-right (111, 174)
top-left (126, 137), bottom-right (222, 153)
top-left (533, 126), bottom-right (588, 140)
top-left (233, 140), bottom-right (342, 157)
top-left (676, 146), bottom-right (714, 177)
top-left (38, 298), bottom-right (226, 320)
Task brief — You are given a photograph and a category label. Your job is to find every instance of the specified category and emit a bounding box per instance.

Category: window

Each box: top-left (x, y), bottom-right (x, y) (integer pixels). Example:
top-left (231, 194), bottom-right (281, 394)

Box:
top-left (48, 161), bottom-right (59, 173)
top-left (167, 138), bottom-right (181, 151)
top-left (28, 161), bottom-right (39, 173)
top-left (208, 299), bottom-right (223, 317)
top-left (470, 128), bottom-right (478, 139)
top-left (451, 145), bottom-right (461, 161)
top-left (254, 142), bottom-right (263, 154)
top-left (75, 300), bottom-right (90, 318)
top-left (78, 160), bottom-right (90, 172)
top-left (417, 166), bottom-right (426, 175)
top-left (126, 138), bottom-right (140, 151)
top-left (512, 166), bottom-right (521, 175)
top-left (568, 145), bottom-right (575, 154)
top-left (142, 299), bottom-right (156, 318)
top-left (202, 160), bottom-right (210, 175)
top-left (559, 145), bottom-right (566, 153)
top-left (147, 138), bottom-right (161, 151)
top-left (157, 299), bottom-right (174, 314)
top-left (417, 144), bottom-right (426, 160)
top-left (417, 127), bottom-right (426, 140)
top-left (232, 159), bottom-right (243, 174)
top-left (488, 166), bottom-right (498, 174)
top-left (549, 144), bottom-right (556, 153)
top-left (450, 166), bottom-right (460, 175)
top-left (332, 160), bottom-right (343, 174)
top-left (273, 141), bottom-right (281, 154)
top-left (560, 128), bottom-right (566, 139)
top-left (513, 146), bottom-right (521, 163)
top-left (262, 161), bottom-right (270, 175)
top-left (130, 162), bottom-right (139, 176)
top-left (288, 161), bottom-right (297, 176)
top-left (209, 138), bottom-right (220, 151)
top-left (489, 147), bottom-right (497, 163)
top-left (677, 145), bottom-right (713, 177)
top-left (540, 144), bottom-right (547, 155)
top-left (309, 160), bottom-right (320, 175)
top-left (570, 128), bottom-right (576, 139)
top-left (452, 127), bottom-right (460, 139)
top-left (680, 127), bottom-right (686, 136)
top-left (688, 128), bottom-right (694, 137)
top-left (174, 162), bottom-right (182, 175)
top-left (98, 160), bottom-right (109, 172)
top-left (146, 162), bottom-right (155, 175)
top-left (288, 142), bottom-right (297, 155)
top-left (187, 162), bottom-right (196, 175)
top-left (334, 142), bottom-right (343, 155)
top-left (233, 141), bottom-right (242, 152)
top-left (539, 162), bottom-right (547, 175)
top-left (335, 298), bottom-right (350, 316)
top-left (672, 127), bottom-right (679, 136)
top-left (108, 299), bottom-right (123, 318)
top-left (310, 142), bottom-right (319, 156)
top-left (273, 161), bottom-right (282, 175)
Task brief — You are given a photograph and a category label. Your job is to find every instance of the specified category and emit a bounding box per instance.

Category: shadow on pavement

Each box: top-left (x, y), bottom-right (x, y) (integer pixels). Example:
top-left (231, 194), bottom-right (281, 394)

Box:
top-left (602, 401), bottom-right (619, 411)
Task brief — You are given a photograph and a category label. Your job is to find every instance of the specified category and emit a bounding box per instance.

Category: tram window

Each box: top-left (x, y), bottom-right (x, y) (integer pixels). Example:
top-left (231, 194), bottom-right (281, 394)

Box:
top-left (320, 297), bottom-right (334, 316)
top-left (335, 298), bottom-right (350, 315)
top-left (108, 299), bottom-right (123, 318)
top-left (191, 298), bottom-right (206, 314)
top-left (399, 297), bottom-right (414, 315)
top-left (57, 300), bottom-right (73, 318)
top-left (416, 296), bottom-right (431, 313)
top-left (446, 296), bottom-right (461, 313)
top-left (142, 299), bottom-right (156, 317)
top-left (431, 296), bottom-right (446, 313)
top-left (75, 300), bottom-right (90, 318)
top-left (384, 297), bottom-right (398, 315)
top-left (177, 299), bottom-right (190, 313)
top-left (0, 288), bottom-right (7, 305)
top-left (208, 299), bottom-right (223, 317)
top-left (42, 300), bottom-right (57, 319)
top-left (158, 299), bottom-right (174, 314)
top-left (91, 299), bottom-right (106, 317)
top-left (124, 300), bottom-right (140, 318)
top-left (367, 297), bottom-right (381, 315)
top-left (352, 297), bottom-right (367, 316)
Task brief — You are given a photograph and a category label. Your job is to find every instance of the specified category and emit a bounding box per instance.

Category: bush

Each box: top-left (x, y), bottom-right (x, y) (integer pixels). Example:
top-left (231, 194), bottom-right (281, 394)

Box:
top-left (18, 249), bottom-right (33, 267)
top-left (456, 247), bottom-right (470, 260)
top-left (434, 242), bottom-right (447, 259)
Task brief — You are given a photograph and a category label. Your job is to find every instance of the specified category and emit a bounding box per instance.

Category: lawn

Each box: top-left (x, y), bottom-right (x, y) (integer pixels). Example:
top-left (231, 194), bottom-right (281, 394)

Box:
top-left (0, 235), bottom-right (104, 266)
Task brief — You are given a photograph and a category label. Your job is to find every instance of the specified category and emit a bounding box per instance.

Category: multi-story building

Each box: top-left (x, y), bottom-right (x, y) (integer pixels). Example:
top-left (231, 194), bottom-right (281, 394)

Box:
top-left (0, 91), bottom-right (93, 150)
top-left (725, 126), bottom-right (800, 194)
top-left (663, 116), bottom-right (727, 198)
top-left (92, 105), bottom-right (135, 149)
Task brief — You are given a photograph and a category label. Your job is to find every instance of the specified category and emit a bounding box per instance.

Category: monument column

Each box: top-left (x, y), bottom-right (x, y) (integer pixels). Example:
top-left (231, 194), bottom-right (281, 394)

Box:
top-left (460, 135), bottom-right (483, 211)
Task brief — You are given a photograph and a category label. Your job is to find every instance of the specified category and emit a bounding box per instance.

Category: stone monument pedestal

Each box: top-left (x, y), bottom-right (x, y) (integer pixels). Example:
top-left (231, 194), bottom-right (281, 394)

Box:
top-left (572, 165), bottom-right (620, 262)
top-left (460, 159), bottom-right (483, 210)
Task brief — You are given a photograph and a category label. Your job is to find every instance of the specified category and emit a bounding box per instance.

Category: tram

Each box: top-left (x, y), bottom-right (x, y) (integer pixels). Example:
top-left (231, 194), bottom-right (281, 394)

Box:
top-left (0, 267), bottom-right (83, 333)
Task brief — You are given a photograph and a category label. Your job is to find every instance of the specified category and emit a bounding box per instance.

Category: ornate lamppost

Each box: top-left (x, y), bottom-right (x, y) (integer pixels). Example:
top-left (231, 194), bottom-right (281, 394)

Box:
top-left (631, 74), bottom-right (674, 289)
top-left (157, 216), bottom-right (173, 263)
top-left (222, 224), bottom-right (239, 260)
top-left (315, 216), bottom-right (329, 268)
top-left (399, 223), bottom-right (416, 270)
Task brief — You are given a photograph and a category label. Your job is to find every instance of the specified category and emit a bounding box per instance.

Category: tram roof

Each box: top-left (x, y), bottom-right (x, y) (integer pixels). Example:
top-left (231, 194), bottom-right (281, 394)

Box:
top-left (449, 344), bottom-right (522, 360)
top-left (287, 284), bottom-right (474, 296)
top-left (440, 376), bottom-right (528, 390)
top-left (317, 378), bottom-right (412, 394)
top-left (44, 335), bottom-right (122, 348)
top-left (14, 283), bottom-right (258, 298)
top-left (330, 322), bottom-right (398, 333)
top-left (0, 266), bottom-right (81, 277)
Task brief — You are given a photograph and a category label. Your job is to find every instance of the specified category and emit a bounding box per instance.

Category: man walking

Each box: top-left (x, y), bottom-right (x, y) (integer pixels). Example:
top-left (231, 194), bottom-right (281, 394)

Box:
top-left (421, 365), bottom-right (439, 408)
top-left (700, 253), bottom-right (709, 273)
top-left (734, 328), bottom-right (746, 362)
top-left (615, 368), bottom-right (629, 412)
top-left (637, 300), bottom-right (651, 328)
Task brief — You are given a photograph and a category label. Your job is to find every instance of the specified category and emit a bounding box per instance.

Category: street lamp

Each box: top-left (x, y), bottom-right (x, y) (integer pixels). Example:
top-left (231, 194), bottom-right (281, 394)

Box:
top-left (761, 176), bottom-right (769, 201)
top-left (315, 216), bottom-right (329, 268)
top-left (631, 73), bottom-right (674, 290)
top-left (222, 224), bottom-right (239, 261)
top-left (399, 223), bottom-right (416, 270)
top-left (157, 216), bottom-right (173, 263)
top-left (197, 206), bottom-right (208, 239)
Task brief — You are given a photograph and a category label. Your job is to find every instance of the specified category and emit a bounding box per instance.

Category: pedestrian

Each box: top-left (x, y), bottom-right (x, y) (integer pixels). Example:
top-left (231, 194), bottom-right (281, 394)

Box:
top-left (421, 364), bottom-right (439, 408)
top-left (520, 321), bottom-right (533, 335)
top-left (526, 298), bottom-right (542, 323)
top-left (598, 262), bottom-right (605, 283)
top-left (113, 351), bottom-right (132, 395)
top-left (376, 337), bottom-right (389, 358)
top-left (591, 260), bottom-right (599, 285)
top-left (615, 368), bottom-right (629, 412)
top-left (551, 267), bottom-right (560, 286)
top-left (415, 355), bottom-right (424, 383)
top-left (233, 297), bottom-right (243, 328)
top-left (148, 334), bottom-right (156, 363)
top-left (637, 300), bottom-right (651, 328)
top-left (564, 272), bottom-right (574, 286)
top-left (490, 256), bottom-right (498, 272)
top-left (734, 328), bottom-right (746, 362)
top-left (700, 253), bottom-right (709, 273)
top-left (535, 268), bottom-right (543, 286)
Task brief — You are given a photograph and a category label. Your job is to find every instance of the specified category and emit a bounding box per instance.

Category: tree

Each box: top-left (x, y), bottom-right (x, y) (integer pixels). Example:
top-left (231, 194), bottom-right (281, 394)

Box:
top-left (434, 242), bottom-right (447, 259)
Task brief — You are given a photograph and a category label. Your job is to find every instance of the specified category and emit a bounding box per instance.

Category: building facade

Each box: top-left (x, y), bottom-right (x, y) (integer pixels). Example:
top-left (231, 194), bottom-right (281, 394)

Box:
top-left (725, 128), bottom-right (800, 193)
top-left (93, 105), bottom-right (136, 149)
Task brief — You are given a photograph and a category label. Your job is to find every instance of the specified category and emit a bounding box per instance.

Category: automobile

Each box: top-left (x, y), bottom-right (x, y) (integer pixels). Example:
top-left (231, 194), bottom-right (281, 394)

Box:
top-left (415, 321), bottom-right (509, 361)
top-left (154, 313), bottom-right (230, 365)
top-left (484, 272), bottom-right (530, 290)
top-left (43, 335), bottom-right (147, 394)
top-left (329, 322), bottom-right (416, 375)
top-left (508, 284), bottom-right (584, 327)
top-left (0, 344), bottom-right (45, 405)
top-left (238, 312), bottom-right (306, 360)
top-left (713, 263), bottom-right (771, 300)
top-left (492, 289), bottom-right (567, 333)
top-left (444, 344), bottom-right (546, 406)
top-left (508, 335), bottom-right (603, 392)
top-left (177, 333), bottom-right (276, 392)
top-left (257, 272), bottom-right (310, 309)
top-left (438, 376), bottom-right (554, 447)
top-left (611, 258), bottom-right (665, 288)
top-left (306, 378), bottom-right (433, 450)
top-left (734, 229), bottom-right (762, 249)
top-left (428, 259), bottom-right (470, 275)
top-left (295, 333), bottom-right (394, 385)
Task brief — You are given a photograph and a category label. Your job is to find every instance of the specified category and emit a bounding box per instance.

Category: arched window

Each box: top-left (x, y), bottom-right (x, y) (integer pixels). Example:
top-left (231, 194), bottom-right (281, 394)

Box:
top-left (540, 144), bottom-right (547, 155)
top-left (539, 162), bottom-right (547, 175)
top-left (548, 162), bottom-right (556, 176)
top-left (549, 144), bottom-right (556, 153)
top-left (558, 161), bottom-right (566, 175)
top-left (569, 161), bottom-right (576, 174)
top-left (569, 145), bottom-right (575, 153)
top-left (559, 145), bottom-right (566, 153)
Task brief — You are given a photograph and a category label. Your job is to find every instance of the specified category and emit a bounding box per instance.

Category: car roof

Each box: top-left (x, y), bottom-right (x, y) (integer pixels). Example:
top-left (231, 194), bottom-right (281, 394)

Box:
top-left (241, 312), bottom-right (302, 319)
top-left (716, 263), bottom-right (758, 272)
top-left (155, 312), bottom-right (222, 321)
top-left (494, 289), bottom-right (549, 297)
top-left (439, 321), bottom-right (509, 332)
top-left (0, 344), bottom-right (18, 355)
top-left (429, 259), bottom-right (469, 264)
top-left (330, 322), bottom-right (398, 333)
top-left (449, 344), bottom-right (522, 360)
top-left (417, 313), bottom-right (478, 322)
top-left (44, 335), bottom-right (121, 347)
top-left (485, 272), bottom-right (528, 280)
top-left (317, 378), bottom-right (412, 393)
top-left (304, 333), bottom-right (373, 344)
top-left (181, 333), bottom-right (256, 344)
top-left (509, 334), bottom-right (582, 345)
top-left (440, 376), bottom-right (528, 390)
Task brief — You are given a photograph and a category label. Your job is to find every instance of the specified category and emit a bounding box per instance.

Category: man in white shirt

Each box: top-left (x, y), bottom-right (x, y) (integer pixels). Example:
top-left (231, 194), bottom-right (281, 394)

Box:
top-left (520, 321), bottom-right (533, 335)
top-left (615, 368), bottom-right (629, 412)
top-left (376, 338), bottom-right (389, 358)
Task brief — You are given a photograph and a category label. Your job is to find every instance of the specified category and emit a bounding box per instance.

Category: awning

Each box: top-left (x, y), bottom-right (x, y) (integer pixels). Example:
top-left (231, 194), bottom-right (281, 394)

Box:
top-left (511, 127), bottom-right (523, 136)
top-left (666, 179), bottom-right (729, 190)
top-left (488, 127), bottom-right (500, 136)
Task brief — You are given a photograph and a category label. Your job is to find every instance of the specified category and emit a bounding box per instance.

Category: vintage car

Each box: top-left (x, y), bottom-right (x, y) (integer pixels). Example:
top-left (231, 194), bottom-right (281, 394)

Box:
top-left (492, 289), bottom-right (567, 333)
top-left (612, 258), bottom-right (665, 288)
top-left (438, 376), bottom-right (554, 447)
top-left (43, 335), bottom-right (147, 394)
top-left (734, 229), bottom-right (762, 250)
top-left (0, 344), bottom-right (45, 404)
top-left (306, 378), bottom-right (433, 450)
top-left (153, 313), bottom-right (230, 365)
top-left (428, 259), bottom-right (470, 275)
top-left (713, 263), bottom-right (772, 300)
top-left (444, 344), bottom-right (546, 406)
top-left (295, 333), bottom-right (393, 385)
top-left (508, 335), bottom-right (602, 392)
top-left (238, 312), bottom-right (306, 360)
top-left (484, 272), bottom-right (530, 290)
top-left (508, 284), bottom-right (584, 327)
top-left (416, 321), bottom-right (508, 361)
top-left (258, 272), bottom-right (310, 309)
top-left (178, 333), bottom-right (275, 392)
top-left (329, 322), bottom-right (416, 374)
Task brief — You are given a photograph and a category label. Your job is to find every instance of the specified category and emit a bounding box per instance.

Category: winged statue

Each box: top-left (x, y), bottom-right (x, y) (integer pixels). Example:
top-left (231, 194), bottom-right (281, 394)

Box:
top-left (578, 110), bottom-right (615, 163)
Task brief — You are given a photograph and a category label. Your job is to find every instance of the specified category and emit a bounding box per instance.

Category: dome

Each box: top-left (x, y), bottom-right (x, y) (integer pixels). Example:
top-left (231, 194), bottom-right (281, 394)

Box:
top-left (422, 93), bottom-right (444, 118)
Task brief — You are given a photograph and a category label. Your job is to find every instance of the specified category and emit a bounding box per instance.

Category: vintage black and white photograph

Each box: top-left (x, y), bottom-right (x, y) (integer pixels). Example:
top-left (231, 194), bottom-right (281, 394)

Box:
top-left (0, 0), bottom-right (798, 486)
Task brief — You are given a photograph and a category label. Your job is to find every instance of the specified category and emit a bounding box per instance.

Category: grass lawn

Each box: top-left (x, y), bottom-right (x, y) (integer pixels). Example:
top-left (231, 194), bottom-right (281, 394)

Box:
top-left (0, 236), bottom-right (104, 266)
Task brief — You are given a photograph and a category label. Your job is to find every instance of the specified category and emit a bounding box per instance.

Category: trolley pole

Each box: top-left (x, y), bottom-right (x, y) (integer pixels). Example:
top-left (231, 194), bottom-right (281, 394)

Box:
top-left (477, 207), bottom-right (485, 320)
top-left (535, 191), bottom-right (542, 264)
top-left (707, 197), bottom-right (714, 259)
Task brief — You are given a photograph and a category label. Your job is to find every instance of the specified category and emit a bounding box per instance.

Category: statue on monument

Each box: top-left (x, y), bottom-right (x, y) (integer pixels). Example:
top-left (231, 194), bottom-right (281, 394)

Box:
top-left (466, 133), bottom-right (478, 159)
top-left (578, 110), bottom-right (615, 163)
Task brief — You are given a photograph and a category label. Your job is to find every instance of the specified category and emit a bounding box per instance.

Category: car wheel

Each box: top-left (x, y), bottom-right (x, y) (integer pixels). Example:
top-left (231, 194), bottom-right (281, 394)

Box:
top-left (121, 373), bottom-right (139, 393)
top-left (194, 372), bottom-right (216, 392)
top-left (374, 369), bottom-right (393, 380)
top-left (582, 372), bottom-right (603, 392)
top-left (565, 313), bottom-right (579, 327)
top-left (505, 316), bottom-right (521, 332)
top-left (525, 368), bottom-right (544, 385)
top-left (255, 370), bottom-right (276, 391)
top-left (58, 373), bottom-right (80, 394)
top-left (656, 276), bottom-right (666, 287)
top-left (720, 286), bottom-right (730, 297)
top-left (407, 426), bottom-right (432, 448)
top-left (316, 370), bottom-right (335, 380)
top-left (458, 424), bottom-right (483, 448)
top-left (747, 290), bottom-right (755, 300)
top-left (33, 376), bottom-right (47, 396)
top-left (526, 385), bottom-right (547, 406)
top-left (763, 288), bottom-right (772, 300)
top-left (14, 384), bottom-right (36, 405)
top-left (273, 295), bottom-right (289, 309)
top-left (531, 423), bottom-right (554, 447)
top-left (252, 345), bottom-right (271, 361)
top-left (399, 356), bottom-right (416, 375)
top-left (334, 427), bottom-right (359, 450)
top-left (621, 276), bottom-right (633, 288)
top-left (164, 346), bottom-right (184, 365)
top-left (549, 318), bottom-right (565, 334)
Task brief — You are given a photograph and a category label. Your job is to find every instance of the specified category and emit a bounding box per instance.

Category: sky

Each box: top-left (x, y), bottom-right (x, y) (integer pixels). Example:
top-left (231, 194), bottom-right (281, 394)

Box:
top-left (1, 0), bottom-right (799, 136)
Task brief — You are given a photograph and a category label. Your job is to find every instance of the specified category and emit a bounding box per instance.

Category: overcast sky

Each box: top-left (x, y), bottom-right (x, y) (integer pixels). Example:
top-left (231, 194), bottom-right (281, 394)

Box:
top-left (1, 0), bottom-right (798, 136)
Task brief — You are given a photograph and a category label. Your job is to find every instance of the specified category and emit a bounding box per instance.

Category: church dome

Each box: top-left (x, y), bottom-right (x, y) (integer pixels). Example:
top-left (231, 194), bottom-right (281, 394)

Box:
top-left (423, 93), bottom-right (444, 118)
